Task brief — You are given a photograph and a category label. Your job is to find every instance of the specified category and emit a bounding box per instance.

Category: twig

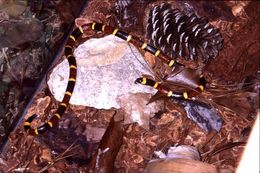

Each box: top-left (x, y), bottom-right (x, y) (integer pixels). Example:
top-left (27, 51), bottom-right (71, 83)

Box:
top-left (2, 48), bottom-right (20, 84)
top-left (37, 141), bottom-right (80, 173)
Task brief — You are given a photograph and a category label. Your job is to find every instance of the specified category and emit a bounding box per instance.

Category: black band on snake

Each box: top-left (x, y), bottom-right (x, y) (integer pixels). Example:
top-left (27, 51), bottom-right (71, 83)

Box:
top-left (24, 26), bottom-right (83, 136)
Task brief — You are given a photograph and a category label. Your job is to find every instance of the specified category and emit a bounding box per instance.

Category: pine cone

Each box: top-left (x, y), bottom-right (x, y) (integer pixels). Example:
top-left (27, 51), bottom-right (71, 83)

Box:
top-left (146, 3), bottom-right (223, 62)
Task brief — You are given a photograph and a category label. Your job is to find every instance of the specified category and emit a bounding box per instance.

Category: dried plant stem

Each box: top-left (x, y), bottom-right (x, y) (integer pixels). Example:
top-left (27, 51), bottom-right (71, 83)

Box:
top-left (2, 48), bottom-right (20, 84)
top-left (37, 142), bottom-right (80, 173)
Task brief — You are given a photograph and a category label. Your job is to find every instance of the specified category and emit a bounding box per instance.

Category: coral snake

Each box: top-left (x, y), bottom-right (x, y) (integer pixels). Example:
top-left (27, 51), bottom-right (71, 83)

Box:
top-left (24, 22), bottom-right (206, 135)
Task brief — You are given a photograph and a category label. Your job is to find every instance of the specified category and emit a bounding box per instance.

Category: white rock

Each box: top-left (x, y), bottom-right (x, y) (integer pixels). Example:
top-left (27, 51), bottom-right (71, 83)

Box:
top-left (117, 93), bottom-right (163, 129)
top-left (47, 35), bottom-right (156, 110)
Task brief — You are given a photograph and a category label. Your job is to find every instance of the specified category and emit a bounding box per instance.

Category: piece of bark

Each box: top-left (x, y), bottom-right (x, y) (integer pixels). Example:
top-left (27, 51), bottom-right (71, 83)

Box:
top-left (87, 110), bottom-right (125, 173)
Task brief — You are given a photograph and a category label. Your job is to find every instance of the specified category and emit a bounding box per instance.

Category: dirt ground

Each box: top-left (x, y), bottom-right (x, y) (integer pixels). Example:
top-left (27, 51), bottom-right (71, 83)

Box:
top-left (0, 1), bottom-right (259, 173)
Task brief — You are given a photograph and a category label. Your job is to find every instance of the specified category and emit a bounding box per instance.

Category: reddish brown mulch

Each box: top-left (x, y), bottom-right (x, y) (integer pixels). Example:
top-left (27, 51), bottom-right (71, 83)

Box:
top-left (0, 1), bottom-right (258, 173)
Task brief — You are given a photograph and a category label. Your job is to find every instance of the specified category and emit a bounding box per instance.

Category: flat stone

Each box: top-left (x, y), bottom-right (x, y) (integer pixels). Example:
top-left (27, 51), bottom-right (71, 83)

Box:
top-left (48, 35), bottom-right (156, 110)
